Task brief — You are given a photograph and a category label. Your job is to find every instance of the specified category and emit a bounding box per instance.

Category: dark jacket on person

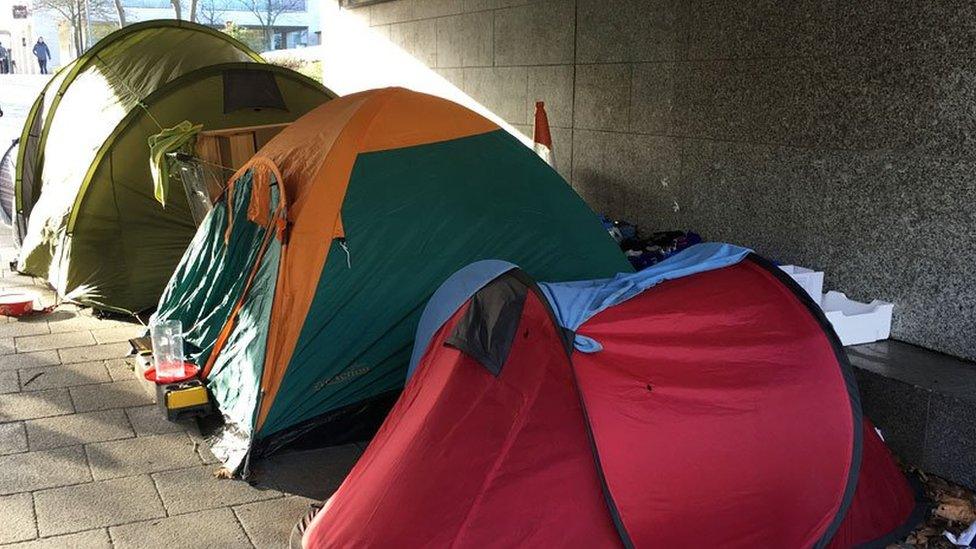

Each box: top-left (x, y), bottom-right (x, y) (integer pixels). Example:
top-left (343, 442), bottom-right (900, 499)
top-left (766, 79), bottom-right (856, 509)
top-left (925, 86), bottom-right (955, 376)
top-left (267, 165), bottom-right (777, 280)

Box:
top-left (32, 42), bottom-right (50, 61)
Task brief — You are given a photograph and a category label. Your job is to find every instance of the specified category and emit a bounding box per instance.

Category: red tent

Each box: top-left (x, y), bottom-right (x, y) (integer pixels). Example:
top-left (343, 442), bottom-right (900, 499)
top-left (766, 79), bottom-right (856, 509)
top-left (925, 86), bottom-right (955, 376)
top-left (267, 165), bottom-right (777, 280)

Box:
top-left (303, 245), bottom-right (923, 548)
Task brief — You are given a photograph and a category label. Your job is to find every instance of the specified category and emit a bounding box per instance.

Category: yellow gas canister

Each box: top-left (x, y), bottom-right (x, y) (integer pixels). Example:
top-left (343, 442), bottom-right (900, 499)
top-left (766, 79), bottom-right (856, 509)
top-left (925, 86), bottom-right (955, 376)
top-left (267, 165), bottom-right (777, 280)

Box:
top-left (155, 379), bottom-right (212, 421)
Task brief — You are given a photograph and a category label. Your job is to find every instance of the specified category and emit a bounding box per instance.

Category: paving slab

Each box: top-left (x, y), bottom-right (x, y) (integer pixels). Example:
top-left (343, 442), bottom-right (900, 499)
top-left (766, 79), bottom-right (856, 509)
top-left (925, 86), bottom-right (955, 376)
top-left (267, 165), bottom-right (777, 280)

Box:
top-left (0, 445), bottom-right (91, 495)
top-left (0, 422), bottom-right (28, 455)
top-left (58, 342), bottom-right (130, 365)
top-left (125, 405), bottom-right (195, 437)
top-left (32, 279), bottom-right (52, 289)
top-left (0, 321), bottom-right (50, 339)
top-left (105, 358), bottom-right (134, 382)
top-left (234, 495), bottom-right (314, 549)
top-left (86, 432), bottom-right (202, 480)
top-left (90, 325), bottom-right (143, 345)
top-left (153, 465), bottom-right (281, 515)
top-left (26, 409), bottom-right (134, 451)
top-left (18, 361), bottom-right (111, 392)
top-left (33, 475), bottom-right (166, 537)
top-left (0, 223), bottom-right (357, 548)
top-left (0, 529), bottom-right (112, 549)
top-left (15, 331), bottom-right (96, 353)
top-left (0, 388), bottom-right (74, 421)
top-left (45, 312), bottom-right (107, 334)
top-left (0, 351), bottom-right (60, 372)
top-left (0, 492), bottom-right (36, 544)
top-left (110, 507), bottom-right (252, 549)
top-left (185, 428), bottom-right (222, 465)
top-left (0, 273), bottom-right (39, 288)
top-left (0, 369), bottom-right (18, 393)
top-left (194, 435), bottom-right (221, 465)
top-left (70, 379), bottom-right (151, 412)
top-left (252, 444), bottom-right (362, 501)
top-left (0, 279), bottom-right (39, 292)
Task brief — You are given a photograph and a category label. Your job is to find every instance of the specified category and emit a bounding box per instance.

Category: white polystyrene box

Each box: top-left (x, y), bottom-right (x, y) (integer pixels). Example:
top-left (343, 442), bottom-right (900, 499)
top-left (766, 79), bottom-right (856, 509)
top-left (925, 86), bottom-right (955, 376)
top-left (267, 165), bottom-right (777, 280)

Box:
top-left (779, 265), bottom-right (824, 306)
top-left (821, 291), bottom-right (893, 346)
top-left (133, 353), bottom-right (157, 403)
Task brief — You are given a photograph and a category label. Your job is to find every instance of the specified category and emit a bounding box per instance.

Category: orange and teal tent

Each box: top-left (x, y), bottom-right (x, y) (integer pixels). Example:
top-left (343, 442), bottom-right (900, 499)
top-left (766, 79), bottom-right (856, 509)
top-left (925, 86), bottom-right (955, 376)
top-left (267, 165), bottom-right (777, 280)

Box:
top-left (153, 87), bottom-right (632, 472)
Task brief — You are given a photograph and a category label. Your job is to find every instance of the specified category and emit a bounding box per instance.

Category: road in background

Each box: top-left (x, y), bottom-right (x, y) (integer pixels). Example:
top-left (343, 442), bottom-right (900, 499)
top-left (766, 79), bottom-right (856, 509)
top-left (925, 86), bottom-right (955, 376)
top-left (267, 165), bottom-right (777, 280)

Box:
top-left (0, 74), bottom-right (51, 145)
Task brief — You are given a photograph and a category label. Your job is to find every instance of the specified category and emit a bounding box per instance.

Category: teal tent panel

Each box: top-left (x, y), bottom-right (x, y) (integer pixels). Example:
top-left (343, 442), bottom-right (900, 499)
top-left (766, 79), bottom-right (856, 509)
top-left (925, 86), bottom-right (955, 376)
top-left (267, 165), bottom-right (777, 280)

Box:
top-left (204, 233), bottom-right (281, 469)
top-left (153, 172), bottom-right (275, 368)
top-left (259, 130), bottom-right (631, 438)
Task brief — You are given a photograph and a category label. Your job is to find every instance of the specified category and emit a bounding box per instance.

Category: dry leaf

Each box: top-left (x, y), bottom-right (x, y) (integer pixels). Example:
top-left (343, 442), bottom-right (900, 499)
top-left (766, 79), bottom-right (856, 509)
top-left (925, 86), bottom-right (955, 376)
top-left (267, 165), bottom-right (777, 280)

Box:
top-left (212, 467), bottom-right (233, 479)
top-left (934, 496), bottom-right (976, 523)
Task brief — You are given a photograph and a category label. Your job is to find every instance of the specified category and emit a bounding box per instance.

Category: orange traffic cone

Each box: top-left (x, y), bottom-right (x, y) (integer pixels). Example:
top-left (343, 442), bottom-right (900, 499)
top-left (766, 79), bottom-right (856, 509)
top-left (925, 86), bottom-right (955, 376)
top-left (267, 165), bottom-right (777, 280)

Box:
top-left (533, 101), bottom-right (555, 168)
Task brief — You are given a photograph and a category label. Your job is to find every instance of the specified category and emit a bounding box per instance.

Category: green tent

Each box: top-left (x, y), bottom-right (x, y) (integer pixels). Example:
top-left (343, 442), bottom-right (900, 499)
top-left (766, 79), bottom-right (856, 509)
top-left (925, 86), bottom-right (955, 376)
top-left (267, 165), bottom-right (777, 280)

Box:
top-left (153, 88), bottom-right (633, 471)
top-left (14, 20), bottom-right (334, 313)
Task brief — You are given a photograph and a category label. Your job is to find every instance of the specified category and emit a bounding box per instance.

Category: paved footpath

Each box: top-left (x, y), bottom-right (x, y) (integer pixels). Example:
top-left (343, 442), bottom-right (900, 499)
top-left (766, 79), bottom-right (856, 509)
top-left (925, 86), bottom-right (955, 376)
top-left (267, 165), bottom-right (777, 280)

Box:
top-left (0, 75), bottom-right (51, 145)
top-left (0, 226), bottom-right (361, 548)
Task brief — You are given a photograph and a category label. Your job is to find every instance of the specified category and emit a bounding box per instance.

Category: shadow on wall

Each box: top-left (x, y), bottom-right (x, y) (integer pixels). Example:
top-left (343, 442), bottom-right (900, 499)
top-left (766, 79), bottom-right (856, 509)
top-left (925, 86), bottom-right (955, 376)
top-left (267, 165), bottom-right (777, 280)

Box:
top-left (571, 168), bottom-right (620, 217)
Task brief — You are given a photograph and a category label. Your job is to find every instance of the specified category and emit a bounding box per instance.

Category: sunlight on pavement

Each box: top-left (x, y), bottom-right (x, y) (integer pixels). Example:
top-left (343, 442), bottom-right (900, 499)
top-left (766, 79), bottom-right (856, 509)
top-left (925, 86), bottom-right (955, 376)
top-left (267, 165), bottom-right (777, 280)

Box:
top-left (0, 74), bottom-right (51, 144)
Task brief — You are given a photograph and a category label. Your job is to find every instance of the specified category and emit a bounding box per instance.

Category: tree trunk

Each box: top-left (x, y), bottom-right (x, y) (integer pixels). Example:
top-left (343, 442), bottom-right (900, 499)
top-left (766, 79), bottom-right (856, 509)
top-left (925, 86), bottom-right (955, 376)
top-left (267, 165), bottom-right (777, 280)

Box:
top-left (113, 0), bottom-right (126, 26)
top-left (73, 21), bottom-right (82, 56)
top-left (73, 1), bottom-right (83, 53)
top-left (188, 0), bottom-right (197, 21)
top-left (265, 0), bottom-right (273, 49)
top-left (171, 0), bottom-right (182, 19)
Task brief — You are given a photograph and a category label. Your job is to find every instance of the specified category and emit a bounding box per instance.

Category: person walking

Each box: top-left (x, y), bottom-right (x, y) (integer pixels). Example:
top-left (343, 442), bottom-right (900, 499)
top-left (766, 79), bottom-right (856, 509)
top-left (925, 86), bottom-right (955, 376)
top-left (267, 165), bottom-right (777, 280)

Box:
top-left (32, 37), bottom-right (51, 74)
top-left (0, 43), bottom-right (9, 74)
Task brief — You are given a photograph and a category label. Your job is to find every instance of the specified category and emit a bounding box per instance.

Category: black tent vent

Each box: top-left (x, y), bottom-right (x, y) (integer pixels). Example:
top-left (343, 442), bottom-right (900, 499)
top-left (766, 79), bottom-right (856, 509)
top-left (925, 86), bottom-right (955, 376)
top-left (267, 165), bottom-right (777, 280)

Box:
top-left (223, 69), bottom-right (287, 113)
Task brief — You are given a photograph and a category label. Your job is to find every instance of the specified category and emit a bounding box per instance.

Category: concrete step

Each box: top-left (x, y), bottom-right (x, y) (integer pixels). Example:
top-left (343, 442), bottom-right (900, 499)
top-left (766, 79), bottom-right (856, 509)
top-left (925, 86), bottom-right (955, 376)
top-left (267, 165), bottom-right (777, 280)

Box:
top-left (850, 340), bottom-right (976, 490)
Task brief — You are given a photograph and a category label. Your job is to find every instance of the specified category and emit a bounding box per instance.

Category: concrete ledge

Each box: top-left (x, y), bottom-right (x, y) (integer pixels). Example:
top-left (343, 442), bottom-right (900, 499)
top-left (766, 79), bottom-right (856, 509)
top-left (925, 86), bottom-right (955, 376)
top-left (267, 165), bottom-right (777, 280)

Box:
top-left (849, 340), bottom-right (976, 490)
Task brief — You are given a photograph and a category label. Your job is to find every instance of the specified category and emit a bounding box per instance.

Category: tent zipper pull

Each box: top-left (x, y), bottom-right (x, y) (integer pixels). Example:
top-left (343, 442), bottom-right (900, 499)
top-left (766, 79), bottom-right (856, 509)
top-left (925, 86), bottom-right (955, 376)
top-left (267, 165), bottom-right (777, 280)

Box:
top-left (337, 238), bottom-right (351, 269)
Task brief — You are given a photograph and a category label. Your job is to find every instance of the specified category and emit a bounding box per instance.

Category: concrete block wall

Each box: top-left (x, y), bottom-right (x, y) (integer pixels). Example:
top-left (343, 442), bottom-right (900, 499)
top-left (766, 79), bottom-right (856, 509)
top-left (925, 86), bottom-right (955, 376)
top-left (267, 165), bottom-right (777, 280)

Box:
top-left (347, 0), bottom-right (578, 182)
top-left (347, 0), bottom-right (976, 363)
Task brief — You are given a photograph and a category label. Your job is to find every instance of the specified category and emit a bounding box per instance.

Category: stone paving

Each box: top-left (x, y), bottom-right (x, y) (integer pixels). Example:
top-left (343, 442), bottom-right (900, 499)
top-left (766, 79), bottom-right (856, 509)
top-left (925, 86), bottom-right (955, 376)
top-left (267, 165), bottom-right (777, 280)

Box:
top-left (0, 226), bottom-right (362, 548)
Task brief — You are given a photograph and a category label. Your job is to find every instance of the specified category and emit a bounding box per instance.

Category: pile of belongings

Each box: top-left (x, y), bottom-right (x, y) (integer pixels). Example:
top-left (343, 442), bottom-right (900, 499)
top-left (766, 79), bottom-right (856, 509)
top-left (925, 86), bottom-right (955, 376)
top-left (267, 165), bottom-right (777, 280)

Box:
top-left (600, 215), bottom-right (702, 270)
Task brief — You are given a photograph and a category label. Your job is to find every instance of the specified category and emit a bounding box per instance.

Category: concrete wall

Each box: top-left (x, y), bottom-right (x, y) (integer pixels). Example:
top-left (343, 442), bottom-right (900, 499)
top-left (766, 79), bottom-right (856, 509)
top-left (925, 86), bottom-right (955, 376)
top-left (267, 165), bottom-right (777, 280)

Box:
top-left (345, 0), bottom-right (976, 363)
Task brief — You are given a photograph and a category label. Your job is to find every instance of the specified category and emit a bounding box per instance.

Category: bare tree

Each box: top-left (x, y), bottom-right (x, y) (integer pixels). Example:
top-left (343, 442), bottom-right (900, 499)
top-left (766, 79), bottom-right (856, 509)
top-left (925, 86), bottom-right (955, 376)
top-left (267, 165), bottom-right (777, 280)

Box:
top-left (235, 0), bottom-right (304, 50)
top-left (34, 0), bottom-right (113, 54)
top-left (166, 0), bottom-right (198, 23)
top-left (197, 0), bottom-right (223, 25)
top-left (111, 0), bottom-right (125, 26)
